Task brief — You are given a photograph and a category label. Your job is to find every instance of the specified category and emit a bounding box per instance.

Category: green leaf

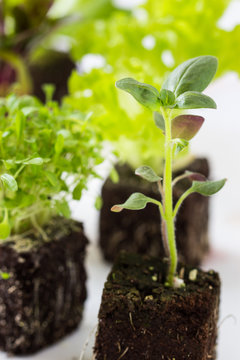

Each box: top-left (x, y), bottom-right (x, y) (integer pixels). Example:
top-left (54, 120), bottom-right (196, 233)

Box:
top-left (15, 110), bottom-right (25, 143)
top-left (171, 138), bottom-right (189, 155)
top-left (23, 157), bottom-right (44, 165)
top-left (162, 56), bottom-right (218, 97)
top-left (73, 182), bottom-right (83, 200)
top-left (110, 167), bottom-right (119, 183)
top-left (0, 210), bottom-right (11, 240)
top-left (154, 112), bottom-right (165, 132)
top-left (116, 78), bottom-right (160, 110)
top-left (171, 115), bottom-right (204, 140)
top-left (0, 174), bottom-right (18, 192)
top-left (175, 91), bottom-right (217, 109)
top-left (95, 195), bottom-right (102, 210)
top-left (45, 171), bottom-right (60, 188)
top-left (42, 84), bottom-right (55, 103)
top-left (55, 200), bottom-right (71, 218)
top-left (135, 165), bottom-right (161, 182)
top-left (55, 134), bottom-right (65, 155)
top-left (111, 192), bottom-right (156, 212)
top-left (191, 179), bottom-right (227, 196)
top-left (21, 107), bottom-right (39, 116)
top-left (0, 272), bottom-right (10, 280)
top-left (159, 89), bottom-right (175, 106)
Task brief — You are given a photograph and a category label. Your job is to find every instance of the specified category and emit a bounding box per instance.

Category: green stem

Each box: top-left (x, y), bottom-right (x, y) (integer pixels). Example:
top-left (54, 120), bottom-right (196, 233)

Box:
top-left (173, 188), bottom-right (193, 218)
top-left (161, 107), bottom-right (177, 286)
top-left (14, 164), bottom-right (25, 179)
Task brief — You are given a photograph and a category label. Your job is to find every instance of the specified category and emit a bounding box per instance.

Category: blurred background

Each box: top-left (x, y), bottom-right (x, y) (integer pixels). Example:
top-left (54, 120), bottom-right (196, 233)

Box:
top-left (1, 0), bottom-right (240, 359)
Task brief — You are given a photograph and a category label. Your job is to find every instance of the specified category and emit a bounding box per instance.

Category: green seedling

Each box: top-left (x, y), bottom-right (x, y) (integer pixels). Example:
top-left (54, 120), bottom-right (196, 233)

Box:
top-left (0, 87), bottom-right (103, 240)
top-left (112, 56), bottom-right (226, 287)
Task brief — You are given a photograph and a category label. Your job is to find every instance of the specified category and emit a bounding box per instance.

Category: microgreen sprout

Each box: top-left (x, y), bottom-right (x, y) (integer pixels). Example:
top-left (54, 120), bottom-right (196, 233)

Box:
top-left (0, 87), bottom-right (103, 240)
top-left (111, 56), bottom-right (226, 287)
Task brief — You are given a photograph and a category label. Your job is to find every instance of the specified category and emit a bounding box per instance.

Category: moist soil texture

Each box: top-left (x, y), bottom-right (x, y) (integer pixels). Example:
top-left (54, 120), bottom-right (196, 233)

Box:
top-left (100, 158), bottom-right (209, 266)
top-left (94, 252), bottom-right (221, 360)
top-left (0, 217), bottom-right (88, 355)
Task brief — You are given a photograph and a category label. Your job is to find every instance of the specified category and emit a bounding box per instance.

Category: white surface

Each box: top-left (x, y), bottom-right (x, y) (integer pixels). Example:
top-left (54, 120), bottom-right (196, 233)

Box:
top-left (0, 73), bottom-right (240, 360)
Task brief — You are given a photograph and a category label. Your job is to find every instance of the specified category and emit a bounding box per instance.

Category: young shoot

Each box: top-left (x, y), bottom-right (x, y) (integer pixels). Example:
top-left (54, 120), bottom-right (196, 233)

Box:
top-left (111, 56), bottom-right (226, 288)
top-left (0, 87), bottom-right (103, 240)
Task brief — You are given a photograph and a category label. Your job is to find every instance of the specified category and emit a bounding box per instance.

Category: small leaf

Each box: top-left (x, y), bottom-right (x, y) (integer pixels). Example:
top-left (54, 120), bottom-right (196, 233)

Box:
top-left (162, 56), bottom-right (218, 97)
top-left (171, 115), bottom-right (204, 140)
top-left (95, 195), bottom-right (102, 210)
top-left (175, 91), bottom-right (216, 109)
top-left (172, 138), bottom-right (189, 155)
top-left (0, 209), bottom-right (11, 240)
top-left (45, 171), bottom-right (60, 188)
top-left (0, 272), bottom-right (10, 280)
top-left (191, 179), bottom-right (227, 196)
top-left (159, 89), bottom-right (175, 106)
top-left (116, 78), bottom-right (160, 110)
top-left (135, 166), bottom-right (161, 182)
top-left (154, 112), bottom-right (165, 132)
top-left (21, 107), bottom-right (39, 116)
top-left (55, 200), bottom-right (71, 218)
top-left (15, 110), bottom-right (25, 143)
top-left (73, 182), bottom-right (83, 200)
top-left (23, 157), bottom-right (44, 165)
top-left (173, 171), bottom-right (206, 186)
top-left (185, 171), bottom-right (207, 182)
top-left (55, 134), bottom-right (64, 155)
top-left (42, 84), bottom-right (55, 102)
top-left (0, 174), bottom-right (18, 192)
top-left (111, 192), bottom-right (156, 212)
top-left (110, 167), bottom-right (119, 184)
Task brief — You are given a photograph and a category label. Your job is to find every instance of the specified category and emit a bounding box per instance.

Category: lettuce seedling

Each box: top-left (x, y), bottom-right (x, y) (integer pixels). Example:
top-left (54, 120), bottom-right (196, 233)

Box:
top-left (112, 56), bottom-right (226, 287)
top-left (0, 88), bottom-right (103, 240)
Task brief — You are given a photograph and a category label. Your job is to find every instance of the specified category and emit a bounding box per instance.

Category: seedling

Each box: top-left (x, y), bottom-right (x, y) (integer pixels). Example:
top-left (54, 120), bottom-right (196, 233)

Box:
top-left (112, 56), bottom-right (226, 287)
top-left (0, 88), bottom-right (102, 240)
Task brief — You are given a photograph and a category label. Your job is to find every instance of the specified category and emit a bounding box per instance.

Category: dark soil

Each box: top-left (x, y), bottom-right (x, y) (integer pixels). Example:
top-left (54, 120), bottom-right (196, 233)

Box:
top-left (94, 252), bottom-right (221, 360)
top-left (100, 158), bottom-right (209, 266)
top-left (29, 50), bottom-right (75, 102)
top-left (0, 217), bottom-right (88, 355)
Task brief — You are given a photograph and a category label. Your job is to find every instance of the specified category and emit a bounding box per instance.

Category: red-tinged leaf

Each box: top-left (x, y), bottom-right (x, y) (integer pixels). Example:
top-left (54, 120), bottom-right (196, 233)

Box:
top-left (111, 192), bottom-right (157, 212)
top-left (173, 171), bottom-right (206, 186)
top-left (185, 171), bottom-right (206, 182)
top-left (172, 115), bottom-right (204, 140)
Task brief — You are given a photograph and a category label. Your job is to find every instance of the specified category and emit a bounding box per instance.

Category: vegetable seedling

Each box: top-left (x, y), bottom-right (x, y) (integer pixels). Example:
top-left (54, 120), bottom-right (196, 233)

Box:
top-left (0, 87), bottom-right (103, 241)
top-left (112, 56), bottom-right (226, 287)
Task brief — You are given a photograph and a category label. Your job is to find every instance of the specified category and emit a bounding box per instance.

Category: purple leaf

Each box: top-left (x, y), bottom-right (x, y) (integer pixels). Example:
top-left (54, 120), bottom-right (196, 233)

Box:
top-left (172, 115), bottom-right (204, 140)
top-left (186, 171), bottom-right (206, 182)
top-left (172, 171), bottom-right (206, 187)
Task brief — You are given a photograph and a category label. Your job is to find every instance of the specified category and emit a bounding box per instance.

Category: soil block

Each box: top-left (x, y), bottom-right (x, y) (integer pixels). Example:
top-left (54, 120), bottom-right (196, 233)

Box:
top-left (0, 217), bottom-right (88, 355)
top-left (94, 252), bottom-right (221, 360)
top-left (100, 158), bottom-right (209, 266)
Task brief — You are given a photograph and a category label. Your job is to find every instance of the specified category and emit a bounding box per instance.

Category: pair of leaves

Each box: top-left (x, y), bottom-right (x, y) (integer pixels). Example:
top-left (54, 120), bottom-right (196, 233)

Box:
top-left (111, 164), bottom-right (226, 213)
top-left (116, 56), bottom-right (217, 110)
top-left (154, 113), bottom-right (204, 141)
